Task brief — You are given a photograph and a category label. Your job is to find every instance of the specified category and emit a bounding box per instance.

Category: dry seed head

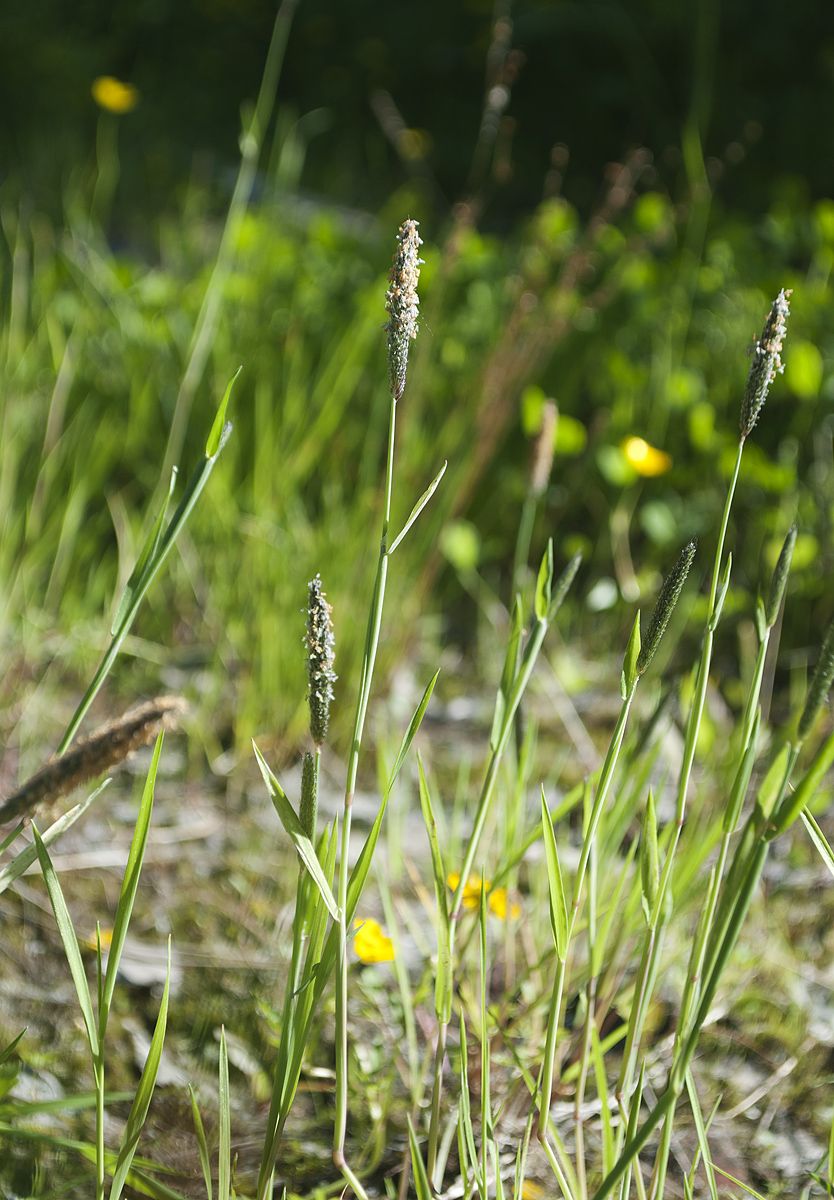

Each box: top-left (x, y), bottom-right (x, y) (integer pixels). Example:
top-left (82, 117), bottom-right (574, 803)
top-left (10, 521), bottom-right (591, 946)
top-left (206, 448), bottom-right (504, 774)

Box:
top-left (530, 401), bottom-right (558, 497)
top-left (299, 751), bottom-right (318, 840)
top-left (798, 617), bottom-right (834, 742)
top-left (637, 539), bottom-right (697, 675)
top-left (305, 575), bottom-right (336, 746)
top-left (0, 696), bottom-right (187, 826)
top-left (740, 289), bottom-right (792, 440)
top-left (384, 219), bottom-right (423, 401)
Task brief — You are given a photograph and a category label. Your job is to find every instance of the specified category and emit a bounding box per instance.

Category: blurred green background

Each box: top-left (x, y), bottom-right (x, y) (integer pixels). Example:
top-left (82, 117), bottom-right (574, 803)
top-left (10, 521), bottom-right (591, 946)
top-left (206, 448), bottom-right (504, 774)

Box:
top-left (1, 0), bottom-right (834, 771)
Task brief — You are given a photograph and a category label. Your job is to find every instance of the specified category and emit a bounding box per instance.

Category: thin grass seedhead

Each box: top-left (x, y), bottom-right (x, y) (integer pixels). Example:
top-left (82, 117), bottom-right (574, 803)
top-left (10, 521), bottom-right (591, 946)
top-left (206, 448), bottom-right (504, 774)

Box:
top-left (299, 751), bottom-right (317, 840)
top-left (530, 400), bottom-right (557, 497)
top-left (765, 524), bottom-right (797, 628)
top-left (305, 574), bottom-right (336, 746)
top-left (740, 289), bottom-right (791, 441)
top-left (384, 219), bottom-right (423, 401)
top-left (636, 539), bottom-right (697, 675)
top-left (798, 617), bottom-right (834, 742)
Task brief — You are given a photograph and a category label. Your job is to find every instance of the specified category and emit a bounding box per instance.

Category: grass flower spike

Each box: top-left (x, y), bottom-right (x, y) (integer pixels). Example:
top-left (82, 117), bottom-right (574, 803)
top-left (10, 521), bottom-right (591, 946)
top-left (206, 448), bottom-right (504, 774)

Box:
top-left (798, 617), bottom-right (834, 742)
top-left (636, 539), bottom-right (697, 675)
top-left (740, 288), bottom-right (792, 440)
top-left (305, 575), bottom-right (336, 746)
top-left (384, 219), bottom-right (423, 401)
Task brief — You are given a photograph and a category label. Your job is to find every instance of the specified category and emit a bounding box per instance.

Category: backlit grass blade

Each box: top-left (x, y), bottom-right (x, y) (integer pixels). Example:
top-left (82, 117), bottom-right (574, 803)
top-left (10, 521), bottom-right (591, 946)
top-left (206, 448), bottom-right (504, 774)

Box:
top-left (490, 596), bottom-right (523, 753)
top-left (387, 461), bottom-right (447, 556)
top-left (0, 781), bottom-right (108, 895)
top-left (110, 940), bottom-right (172, 1200)
top-left (417, 757), bottom-right (451, 1023)
top-left (252, 742), bottom-right (339, 921)
top-left (110, 467), bottom-right (176, 636)
top-left (101, 733), bottom-right (163, 1023)
top-left (801, 809), bottom-right (834, 879)
top-left (408, 1115), bottom-right (434, 1200)
top-left (32, 824), bottom-right (98, 1058)
top-left (384, 669), bottom-right (440, 797)
top-left (57, 392), bottom-right (235, 755)
top-left (541, 788), bottom-right (567, 961)
top-left (219, 1026), bottom-right (231, 1200)
top-left (685, 1069), bottom-right (718, 1200)
top-left (189, 1086), bottom-right (213, 1200)
top-left (0, 1029), bottom-right (26, 1068)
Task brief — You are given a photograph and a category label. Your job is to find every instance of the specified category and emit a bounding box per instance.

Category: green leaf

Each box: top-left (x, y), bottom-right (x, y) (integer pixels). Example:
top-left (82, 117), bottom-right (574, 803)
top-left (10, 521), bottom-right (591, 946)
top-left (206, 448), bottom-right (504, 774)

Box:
top-left (387, 461), bottom-right (447, 556)
top-left (33, 825), bottom-right (98, 1057)
top-left (709, 552), bottom-right (732, 632)
top-left (0, 782), bottom-right (108, 896)
top-left (548, 550), bottom-right (582, 621)
top-left (724, 707), bottom-right (761, 834)
top-left (219, 1027), bottom-right (231, 1200)
top-left (640, 790), bottom-right (659, 925)
top-left (541, 788), bottom-right (568, 960)
top-left (534, 538), bottom-right (554, 621)
top-left (383, 669), bottom-right (440, 800)
top-left (189, 1086), bottom-right (213, 1200)
top-left (686, 1068), bottom-right (718, 1200)
top-left (110, 941), bottom-right (172, 1200)
top-left (0, 1029), bottom-right (26, 1068)
top-left (621, 611), bottom-right (641, 699)
top-left (754, 594), bottom-right (768, 643)
top-left (206, 367), bottom-right (241, 458)
top-left (801, 809), bottom-right (834, 880)
top-left (111, 468), bottom-right (177, 636)
top-left (252, 743), bottom-right (339, 921)
top-left (773, 725), bottom-right (834, 835)
top-left (490, 597), bottom-right (523, 753)
top-left (417, 757), bottom-right (452, 1024)
top-left (408, 1115), bottom-right (434, 1200)
top-left (102, 734), bottom-right (163, 1029)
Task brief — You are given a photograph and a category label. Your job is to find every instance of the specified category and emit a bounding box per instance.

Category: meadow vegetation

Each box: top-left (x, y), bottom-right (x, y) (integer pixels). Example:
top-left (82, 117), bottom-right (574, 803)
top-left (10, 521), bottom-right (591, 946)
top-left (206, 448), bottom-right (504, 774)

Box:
top-left (3, 27), bottom-right (834, 1200)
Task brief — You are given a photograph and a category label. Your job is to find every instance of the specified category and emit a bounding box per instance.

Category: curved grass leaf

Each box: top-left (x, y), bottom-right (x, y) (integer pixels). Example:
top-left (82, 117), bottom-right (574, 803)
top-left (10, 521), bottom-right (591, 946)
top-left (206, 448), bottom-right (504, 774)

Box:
top-left (387, 461), bottom-right (447, 556)
top-left (0, 781), bottom-right (109, 896)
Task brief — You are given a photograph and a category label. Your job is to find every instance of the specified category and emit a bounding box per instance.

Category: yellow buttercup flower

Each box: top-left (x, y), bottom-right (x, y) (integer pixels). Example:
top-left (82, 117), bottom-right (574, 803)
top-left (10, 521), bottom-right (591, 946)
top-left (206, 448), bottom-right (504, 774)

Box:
top-left (447, 872), bottom-right (489, 910)
top-left (353, 918), bottom-right (394, 964)
top-left (447, 874), bottom-right (520, 920)
top-left (82, 926), bottom-right (113, 952)
top-left (621, 436), bottom-right (672, 477)
top-left (92, 76), bottom-right (140, 115)
top-left (488, 887), bottom-right (521, 920)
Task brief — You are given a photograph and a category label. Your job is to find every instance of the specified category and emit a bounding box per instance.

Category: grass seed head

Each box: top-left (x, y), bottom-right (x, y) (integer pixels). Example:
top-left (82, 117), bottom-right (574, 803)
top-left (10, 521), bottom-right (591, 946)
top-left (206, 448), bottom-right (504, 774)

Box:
top-left (385, 219), bottom-right (423, 401)
top-left (637, 539), bottom-right (697, 675)
top-left (740, 289), bottom-right (792, 440)
top-left (299, 750), bottom-right (318, 840)
top-left (798, 616), bottom-right (834, 742)
top-left (765, 524), bottom-right (797, 628)
top-left (305, 575), bottom-right (337, 746)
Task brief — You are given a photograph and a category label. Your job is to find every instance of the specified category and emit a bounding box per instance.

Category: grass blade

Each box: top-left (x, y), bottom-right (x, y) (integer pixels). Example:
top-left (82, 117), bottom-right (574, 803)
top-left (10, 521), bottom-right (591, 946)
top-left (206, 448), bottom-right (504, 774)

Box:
top-left (33, 825), bottom-right (98, 1058)
top-left (0, 781), bottom-right (108, 896)
top-left (541, 788), bottom-right (568, 960)
top-left (219, 1026), bottom-right (231, 1200)
top-left (188, 1086), bottom-right (213, 1200)
top-left (110, 940), bottom-right (172, 1200)
top-left (387, 461), bottom-right (447, 555)
top-left (408, 1115), bottom-right (434, 1200)
top-left (252, 742), bottom-right (339, 920)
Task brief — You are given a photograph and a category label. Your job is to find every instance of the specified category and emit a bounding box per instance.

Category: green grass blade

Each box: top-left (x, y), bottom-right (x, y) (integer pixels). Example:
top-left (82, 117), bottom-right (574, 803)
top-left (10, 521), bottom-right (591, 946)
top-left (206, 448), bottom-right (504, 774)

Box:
top-left (101, 733), bottom-right (163, 1024)
top-left (408, 1116), bottom-right (434, 1200)
top-left (252, 742), bottom-right (339, 920)
top-left (219, 1026), bottom-right (231, 1200)
top-left (490, 597), bottom-right (523, 753)
top-left (387, 461), bottom-right (447, 555)
top-left (0, 1028), bottom-right (26, 1067)
top-left (541, 788), bottom-right (568, 960)
top-left (417, 756), bottom-right (452, 1023)
top-left (383, 668), bottom-right (440, 799)
top-left (685, 1068), bottom-right (718, 1200)
top-left (110, 939), bottom-right (172, 1200)
top-left (207, 368), bottom-right (241, 458)
top-left (32, 824), bottom-right (98, 1058)
top-left (801, 809), bottom-right (834, 879)
top-left (0, 781), bottom-right (108, 896)
top-left (188, 1086), bottom-right (213, 1200)
top-left (110, 468), bottom-right (176, 636)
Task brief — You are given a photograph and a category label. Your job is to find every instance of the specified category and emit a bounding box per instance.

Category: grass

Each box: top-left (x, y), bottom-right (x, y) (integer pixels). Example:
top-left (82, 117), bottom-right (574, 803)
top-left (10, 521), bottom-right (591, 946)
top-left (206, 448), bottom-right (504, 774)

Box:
top-left (4, 39), bottom-right (834, 1197)
top-left (2, 193), bottom-right (834, 1200)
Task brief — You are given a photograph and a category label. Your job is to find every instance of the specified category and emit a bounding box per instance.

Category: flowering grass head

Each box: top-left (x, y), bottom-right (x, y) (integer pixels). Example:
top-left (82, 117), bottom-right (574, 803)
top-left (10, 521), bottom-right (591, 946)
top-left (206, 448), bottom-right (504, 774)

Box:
top-left (384, 219), bottom-right (423, 401)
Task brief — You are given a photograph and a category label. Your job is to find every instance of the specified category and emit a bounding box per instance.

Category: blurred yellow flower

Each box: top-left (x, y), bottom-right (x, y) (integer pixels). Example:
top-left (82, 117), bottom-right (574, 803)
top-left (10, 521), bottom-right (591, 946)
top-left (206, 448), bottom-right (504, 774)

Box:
top-left (353, 918), bottom-right (394, 964)
top-left (621, 436), bottom-right (672, 477)
top-left (488, 887), bottom-right (520, 920)
top-left (82, 926), bottom-right (113, 952)
top-left (447, 873), bottom-right (520, 920)
top-left (521, 1182), bottom-right (547, 1200)
top-left (92, 76), bottom-right (140, 115)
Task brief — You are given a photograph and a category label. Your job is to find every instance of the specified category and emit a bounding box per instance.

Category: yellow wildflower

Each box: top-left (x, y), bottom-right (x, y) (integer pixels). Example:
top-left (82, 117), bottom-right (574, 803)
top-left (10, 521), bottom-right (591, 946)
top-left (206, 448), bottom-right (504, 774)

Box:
top-left (488, 887), bottom-right (521, 920)
top-left (353, 918), bottom-right (394, 964)
top-left (92, 76), bottom-right (140, 115)
top-left (447, 874), bottom-right (520, 920)
top-left (447, 872), bottom-right (489, 910)
top-left (620, 436), bottom-right (672, 477)
top-left (521, 1182), bottom-right (547, 1200)
top-left (82, 926), bottom-right (113, 952)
